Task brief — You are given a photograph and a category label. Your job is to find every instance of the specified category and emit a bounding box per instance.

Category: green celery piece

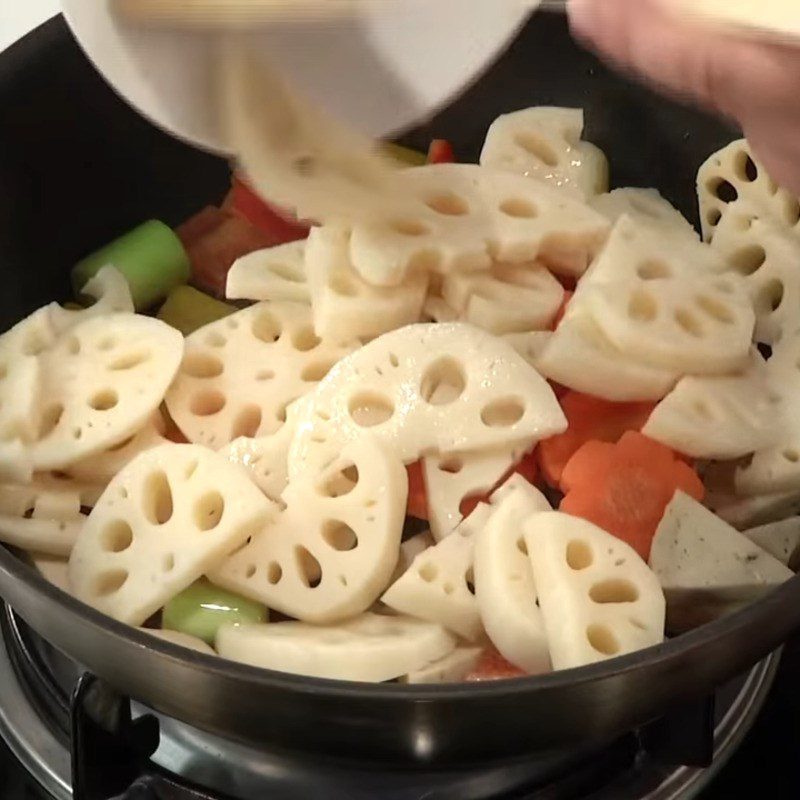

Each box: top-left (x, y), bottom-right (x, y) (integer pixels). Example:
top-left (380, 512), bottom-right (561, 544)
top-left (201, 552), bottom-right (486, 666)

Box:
top-left (157, 285), bottom-right (235, 335)
top-left (72, 220), bottom-right (190, 311)
top-left (162, 579), bottom-right (267, 645)
top-left (382, 142), bottom-right (426, 168)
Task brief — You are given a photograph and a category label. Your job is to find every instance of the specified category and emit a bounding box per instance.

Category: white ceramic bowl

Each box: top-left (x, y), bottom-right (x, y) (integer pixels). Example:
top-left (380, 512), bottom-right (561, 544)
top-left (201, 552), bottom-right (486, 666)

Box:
top-left (62, 0), bottom-right (534, 153)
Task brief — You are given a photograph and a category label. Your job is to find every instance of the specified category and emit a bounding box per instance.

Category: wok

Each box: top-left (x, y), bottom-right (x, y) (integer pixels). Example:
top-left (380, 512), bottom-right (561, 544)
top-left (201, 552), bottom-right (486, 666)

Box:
top-left (0, 9), bottom-right (798, 767)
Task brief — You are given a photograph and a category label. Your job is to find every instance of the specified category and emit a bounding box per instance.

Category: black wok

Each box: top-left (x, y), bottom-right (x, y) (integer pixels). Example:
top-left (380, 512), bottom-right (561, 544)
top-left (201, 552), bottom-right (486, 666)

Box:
top-left (0, 9), bottom-right (798, 767)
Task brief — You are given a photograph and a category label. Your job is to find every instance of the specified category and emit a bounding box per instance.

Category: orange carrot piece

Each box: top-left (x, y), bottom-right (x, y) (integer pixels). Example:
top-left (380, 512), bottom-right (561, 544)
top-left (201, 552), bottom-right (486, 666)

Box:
top-left (465, 647), bottom-right (526, 681)
top-left (406, 461), bottom-right (429, 520)
top-left (551, 290), bottom-right (573, 331)
top-left (538, 392), bottom-right (656, 488)
top-left (559, 431), bottom-right (704, 561)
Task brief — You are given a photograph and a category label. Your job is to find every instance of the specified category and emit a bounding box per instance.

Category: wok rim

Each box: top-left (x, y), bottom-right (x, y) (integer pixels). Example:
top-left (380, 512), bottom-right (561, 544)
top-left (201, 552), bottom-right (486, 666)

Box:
top-left (2, 14), bottom-right (800, 709)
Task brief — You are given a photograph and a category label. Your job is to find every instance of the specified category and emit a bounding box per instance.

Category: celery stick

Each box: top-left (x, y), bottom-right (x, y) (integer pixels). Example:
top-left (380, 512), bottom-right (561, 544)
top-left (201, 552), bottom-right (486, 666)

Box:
top-left (162, 579), bottom-right (267, 645)
top-left (72, 220), bottom-right (190, 311)
top-left (157, 286), bottom-right (234, 335)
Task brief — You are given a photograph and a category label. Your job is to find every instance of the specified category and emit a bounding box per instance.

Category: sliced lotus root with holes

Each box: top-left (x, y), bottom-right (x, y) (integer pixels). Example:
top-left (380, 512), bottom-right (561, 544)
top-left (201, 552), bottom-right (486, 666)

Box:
top-left (210, 436), bottom-right (407, 624)
top-left (226, 241), bottom-right (310, 304)
top-left (709, 199), bottom-right (800, 344)
top-left (0, 355), bottom-right (41, 447)
top-left (698, 139), bottom-right (800, 243)
top-left (0, 306), bottom-right (56, 362)
top-left (68, 443), bottom-right (273, 626)
top-left (472, 167), bottom-right (610, 275)
top-left (165, 301), bottom-right (358, 450)
top-left (220, 41), bottom-right (417, 226)
top-left (348, 165), bottom-right (492, 288)
top-left (222, 395), bottom-right (311, 503)
top-left (0, 474), bottom-right (103, 519)
top-left (422, 443), bottom-right (531, 541)
top-left (306, 226), bottom-right (428, 341)
top-left (390, 530), bottom-right (435, 584)
top-left (441, 263), bottom-right (564, 334)
top-left (643, 351), bottom-right (785, 460)
top-left (735, 330), bottom-right (800, 495)
top-left (577, 216), bottom-right (724, 298)
top-left (0, 515), bottom-right (83, 557)
top-left (523, 511), bottom-right (665, 670)
top-left (48, 267), bottom-right (134, 335)
top-left (216, 612), bottom-right (456, 683)
top-left (503, 331), bottom-right (553, 369)
top-left (590, 189), bottom-right (699, 242)
top-left (27, 314), bottom-right (183, 471)
top-left (536, 308), bottom-right (679, 402)
top-left (473, 478), bottom-right (551, 673)
top-left (381, 502), bottom-right (493, 640)
top-left (582, 273), bottom-right (754, 375)
top-left (67, 411), bottom-right (169, 485)
top-left (480, 107), bottom-right (609, 199)
top-left (288, 323), bottom-right (566, 480)
top-left (347, 164), bottom-right (610, 287)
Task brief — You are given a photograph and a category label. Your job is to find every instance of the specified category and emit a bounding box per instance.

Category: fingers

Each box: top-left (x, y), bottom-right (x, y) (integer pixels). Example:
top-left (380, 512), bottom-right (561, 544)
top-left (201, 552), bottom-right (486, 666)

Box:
top-left (566, 0), bottom-right (752, 118)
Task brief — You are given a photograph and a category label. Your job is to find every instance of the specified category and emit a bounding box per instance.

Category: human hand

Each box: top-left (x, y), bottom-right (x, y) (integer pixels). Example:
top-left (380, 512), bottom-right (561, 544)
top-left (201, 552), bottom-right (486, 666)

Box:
top-left (566, 0), bottom-right (800, 195)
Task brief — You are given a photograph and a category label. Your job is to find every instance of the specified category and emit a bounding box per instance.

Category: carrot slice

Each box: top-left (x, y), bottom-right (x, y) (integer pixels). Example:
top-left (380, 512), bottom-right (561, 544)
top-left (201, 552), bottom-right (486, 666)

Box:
top-left (406, 462), bottom-right (429, 520)
top-left (551, 289), bottom-right (573, 331)
top-left (538, 392), bottom-right (656, 488)
top-left (559, 431), bottom-right (703, 561)
top-left (465, 647), bottom-right (526, 681)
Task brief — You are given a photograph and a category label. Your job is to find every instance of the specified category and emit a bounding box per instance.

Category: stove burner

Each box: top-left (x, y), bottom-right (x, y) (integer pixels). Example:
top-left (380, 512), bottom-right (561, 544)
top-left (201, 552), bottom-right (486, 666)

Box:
top-left (0, 605), bottom-right (780, 800)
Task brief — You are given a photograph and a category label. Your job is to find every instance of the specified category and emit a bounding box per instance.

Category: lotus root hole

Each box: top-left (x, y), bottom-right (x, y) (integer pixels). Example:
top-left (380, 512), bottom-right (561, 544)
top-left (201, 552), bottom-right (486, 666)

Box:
top-left (443, 582), bottom-right (455, 595)
top-left (465, 567), bottom-right (476, 595)
top-left (587, 624), bottom-right (620, 655)
top-left (251, 311), bottom-right (282, 343)
top-left (418, 563), bottom-right (438, 583)
top-left (439, 457), bottom-right (463, 475)
top-left (194, 491), bottom-right (225, 531)
top-left (783, 449), bottom-right (799, 464)
top-left (695, 295), bottom-right (734, 324)
top-left (348, 392), bottom-right (394, 428)
top-left (589, 579), bottom-right (639, 604)
top-left (636, 260), bottom-right (671, 281)
top-left (94, 569), bottom-right (129, 597)
top-left (38, 404), bottom-right (64, 438)
top-left (292, 326), bottom-right (321, 352)
top-left (182, 352), bottom-right (224, 379)
top-left (109, 350), bottom-right (150, 371)
top-left (319, 464), bottom-right (359, 498)
top-left (295, 546), bottom-right (322, 588)
top-left (96, 336), bottom-right (117, 352)
top-left (675, 308), bottom-right (704, 338)
top-left (421, 357), bottom-right (467, 406)
top-left (756, 280), bottom-right (784, 313)
top-left (391, 219), bottom-right (430, 237)
top-left (566, 540), bottom-right (593, 570)
top-left (89, 389), bottom-right (119, 411)
top-left (729, 245), bottom-right (766, 275)
top-left (480, 397), bottom-right (524, 428)
top-left (500, 198), bottom-right (538, 219)
top-left (627, 289), bottom-right (658, 322)
top-left (321, 520), bottom-right (358, 551)
top-left (517, 537), bottom-right (528, 555)
top-left (143, 471), bottom-right (174, 525)
top-left (267, 561), bottom-right (282, 584)
top-left (100, 520), bottom-right (134, 553)
top-left (162, 553), bottom-right (175, 572)
top-left (190, 390), bottom-right (226, 417)
top-left (735, 151), bottom-right (758, 183)
top-left (426, 192), bottom-right (469, 216)
top-left (707, 209), bottom-right (722, 228)
top-left (232, 406), bottom-right (262, 439)
top-left (708, 178), bottom-right (738, 204)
